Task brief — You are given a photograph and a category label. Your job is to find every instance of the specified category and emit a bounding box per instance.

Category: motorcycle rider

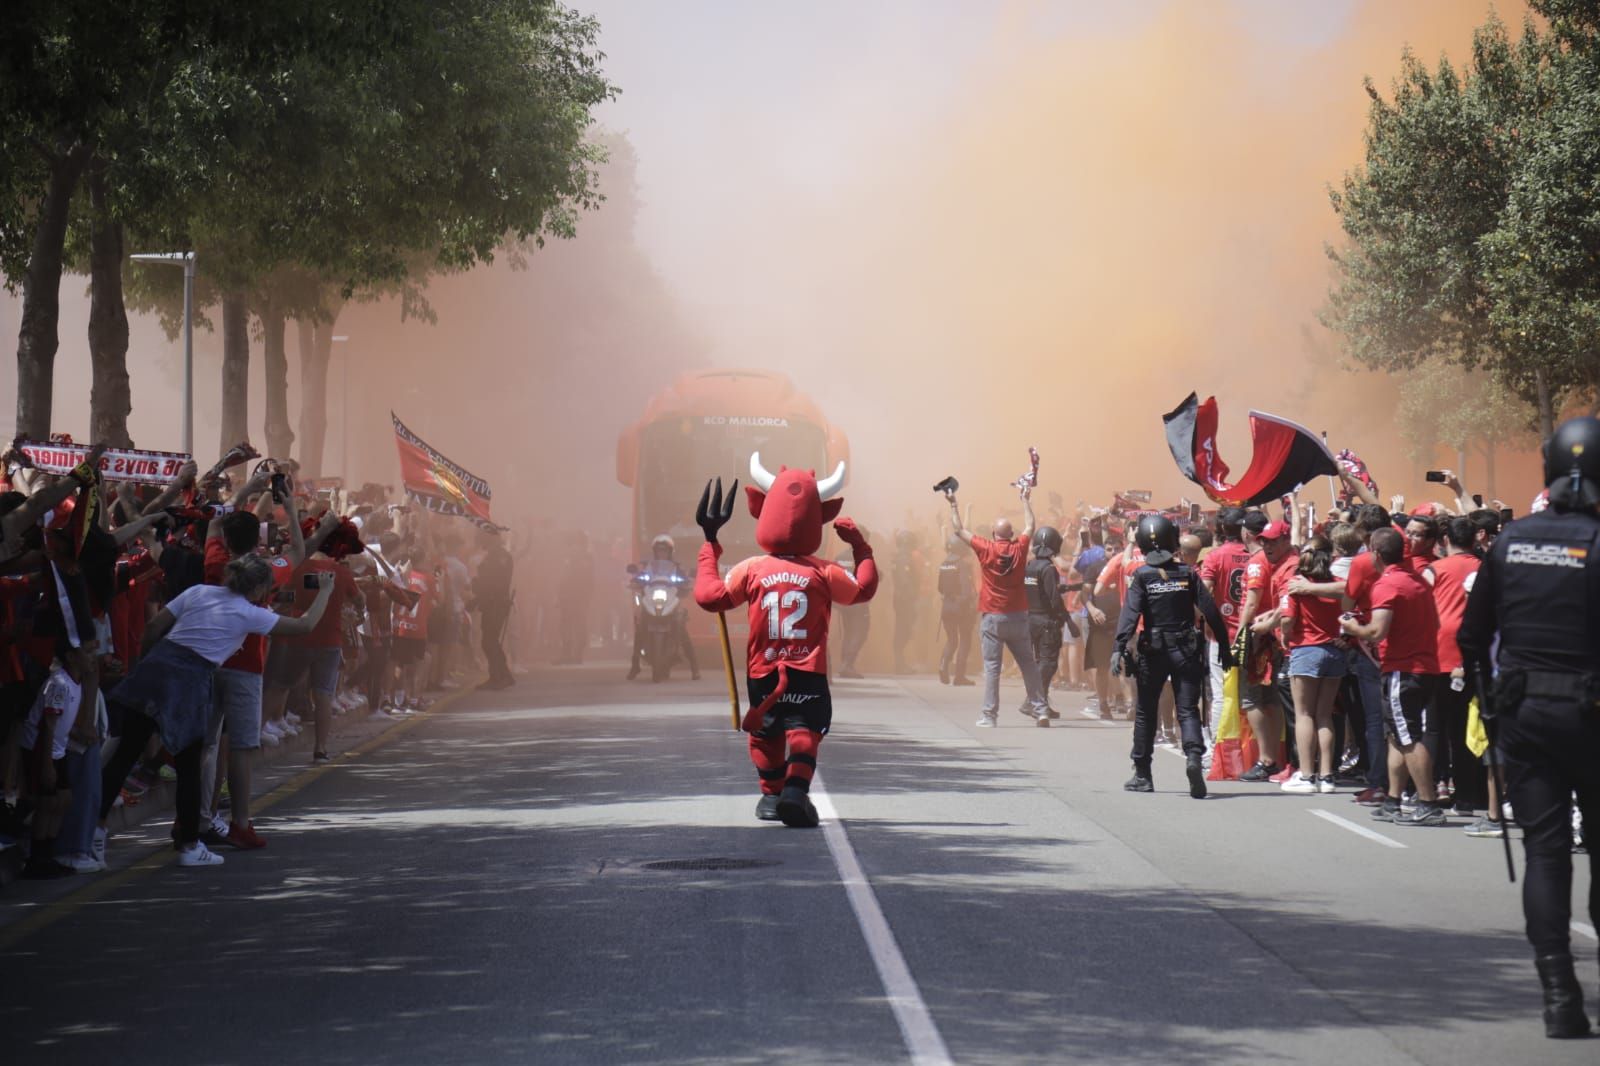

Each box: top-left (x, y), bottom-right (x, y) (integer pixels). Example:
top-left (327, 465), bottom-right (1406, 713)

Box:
top-left (1114, 515), bottom-right (1234, 799)
top-left (1025, 526), bottom-right (1077, 719)
top-left (628, 534), bottom-right (700, 680)
top-left (1459, 416), bottom-right (1600, 1039)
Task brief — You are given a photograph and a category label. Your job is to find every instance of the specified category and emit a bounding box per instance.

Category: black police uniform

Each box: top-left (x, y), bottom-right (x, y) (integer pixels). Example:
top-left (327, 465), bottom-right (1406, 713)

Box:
top-left (936, 550), bottom-right (977, 683)
top-left (1458, 503), bottom-right (1600, 1032)
top-left (1025, 556), bottom-right (1070, 695)
top-left (1114, 560), bottom-right (1230, 779)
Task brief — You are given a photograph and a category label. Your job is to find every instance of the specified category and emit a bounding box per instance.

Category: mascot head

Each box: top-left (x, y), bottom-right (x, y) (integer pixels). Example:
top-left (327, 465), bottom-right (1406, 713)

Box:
top-left (746, 452), bottom-right (845, 557)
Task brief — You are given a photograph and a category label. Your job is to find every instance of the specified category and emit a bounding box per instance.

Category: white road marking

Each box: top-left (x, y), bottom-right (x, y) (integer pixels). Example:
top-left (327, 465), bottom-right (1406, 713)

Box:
top-left (1573, 921), bottom-right (1598, 941)
top-left (1309, 809), bottom-right (1408, 849)
top-left (811, 776), bottom-right (953, 1066)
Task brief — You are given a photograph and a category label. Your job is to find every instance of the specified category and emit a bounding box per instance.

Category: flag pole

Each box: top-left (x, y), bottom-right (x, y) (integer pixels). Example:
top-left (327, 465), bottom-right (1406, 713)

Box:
top-left (1322, 431), bottom-right (1339, 510)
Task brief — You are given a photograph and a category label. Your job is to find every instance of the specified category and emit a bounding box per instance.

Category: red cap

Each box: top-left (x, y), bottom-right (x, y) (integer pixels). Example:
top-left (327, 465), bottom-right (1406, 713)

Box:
top-left (1260, 520), bottom-right (1291, 541)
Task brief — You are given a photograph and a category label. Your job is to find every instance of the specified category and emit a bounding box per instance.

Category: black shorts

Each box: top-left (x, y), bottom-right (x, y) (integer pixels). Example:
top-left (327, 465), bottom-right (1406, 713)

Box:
top-left (392, 637), bottom-right (427, 666)
top-left (747, 668), bottom-right (832, 737)
top-left (1382, 672), bottom-right (1436, 746)
top-left (1084, 624), bottom-right (1114, 667)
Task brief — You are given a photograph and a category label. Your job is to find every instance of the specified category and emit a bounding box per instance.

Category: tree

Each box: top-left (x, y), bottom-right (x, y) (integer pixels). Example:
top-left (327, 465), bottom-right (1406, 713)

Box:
top-left (1324, 15), bottom-right (1571, 434)
top-left (1393, 360), bottom-right (1535, 496)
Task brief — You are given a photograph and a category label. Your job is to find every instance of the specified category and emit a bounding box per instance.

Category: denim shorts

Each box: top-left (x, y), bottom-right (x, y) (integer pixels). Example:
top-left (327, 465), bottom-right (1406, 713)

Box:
top-left (212, 668), bottom-right (264, 749)
top-left (1288, 643), bottom-right (1349, 679)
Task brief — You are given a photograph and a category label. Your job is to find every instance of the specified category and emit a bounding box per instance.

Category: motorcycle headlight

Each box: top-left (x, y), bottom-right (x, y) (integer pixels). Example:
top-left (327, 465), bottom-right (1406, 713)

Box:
top-left (651, 588), bottom-right (669, 606)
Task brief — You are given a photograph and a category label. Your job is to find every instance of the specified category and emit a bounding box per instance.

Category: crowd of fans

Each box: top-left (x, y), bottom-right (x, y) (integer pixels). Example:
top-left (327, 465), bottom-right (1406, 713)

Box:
top-left (867, 466), bottom-right (1552, 841)
top-left (0, 443), bottom-right (515, 877)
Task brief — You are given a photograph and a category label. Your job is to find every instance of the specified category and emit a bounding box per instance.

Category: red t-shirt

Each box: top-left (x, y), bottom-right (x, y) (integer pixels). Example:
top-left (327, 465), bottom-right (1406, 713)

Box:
top-left (110, 548), bottom-right (162, 670)
top-left (1268, 551), bottom-right (1301, 605)
top-left (1283, 588), bottom-right (1344, 648)
top-left (203, 535), bottom-right (296, 672)
top-left (968, 536), bottom-right (1031, 615)
top-left (1344, 551), bottom-right (1379, 621)
top-left (1370, 566), bottom-right (1440, 674)
top-left (1198, 540), bottom-right (1251, 639)
top-left (1096, 546), bottom-right (1145, 608)
top-left (393, 569), bottom-right (435, 642)
top-left (1424, 552), bottom-right (1480, 673)
top-left (0, 575), bottom-right (38, 684)
top-left (284, 556), bottom-right (361, 649)
top-left (720, 553), bottom-right (867, 676)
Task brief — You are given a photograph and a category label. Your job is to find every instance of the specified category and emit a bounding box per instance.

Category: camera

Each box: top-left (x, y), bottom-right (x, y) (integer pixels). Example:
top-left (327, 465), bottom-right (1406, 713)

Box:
top-left (1424, 470), bottom-right (1448, 483)
top-left (303, 572), bottom-right (328, 590)
top-left (932, 476), bottom-right (958, 496)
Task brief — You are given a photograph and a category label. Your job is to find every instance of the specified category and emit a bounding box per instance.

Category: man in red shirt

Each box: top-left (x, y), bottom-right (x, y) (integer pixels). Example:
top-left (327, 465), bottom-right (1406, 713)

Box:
top-left (1423, 516), bottom-right (1489, 828)
top-left (1341, 528), bottom-right (1443, 826)
top-left (948, 483), bottom-right (1049, 727)
top-left (263, 516), bottom-right (364, 762)
top-left (1235, 517), bottom-right (1293, 780)
top-left (1199, 508), bottom-right (1252, 743)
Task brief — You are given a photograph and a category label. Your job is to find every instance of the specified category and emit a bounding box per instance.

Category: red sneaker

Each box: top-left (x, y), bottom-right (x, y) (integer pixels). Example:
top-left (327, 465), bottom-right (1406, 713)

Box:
top-left (227, 822), bottom-right (267, 849)
top-left (1353, 787), bottom-right (1388, 806)
top-left (1269, 764), bottom-right (1296, 784)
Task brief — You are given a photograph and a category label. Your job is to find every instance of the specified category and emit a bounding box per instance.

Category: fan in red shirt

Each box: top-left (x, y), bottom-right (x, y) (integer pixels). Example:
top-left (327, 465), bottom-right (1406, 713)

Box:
top-left (694, 455), bottom-right (876, 829)
top-left (391, 546), bottom-right (437, 710)
top-left (1198, 508), bottom-right (1252, 727)
top-left (1234, 517), bottom-right (1293, 780)
top-left (1340, 527), bottom-right (1444, 824)
top-left (1423, 516), bottom-right (1487, 819)
top-left (1277, 546), bottom-right (1348, 793)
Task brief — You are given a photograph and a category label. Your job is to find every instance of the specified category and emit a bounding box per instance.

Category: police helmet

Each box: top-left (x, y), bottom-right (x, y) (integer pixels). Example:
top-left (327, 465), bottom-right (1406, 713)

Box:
top-left (1543, 416), bottom-right (1600, 511)
top-left (1032, 525), bottom-right (1063, 559)
top-left (1135, 515), bottom-right (1179, 566)
top-left (651, 534), bottom-right (675, 557)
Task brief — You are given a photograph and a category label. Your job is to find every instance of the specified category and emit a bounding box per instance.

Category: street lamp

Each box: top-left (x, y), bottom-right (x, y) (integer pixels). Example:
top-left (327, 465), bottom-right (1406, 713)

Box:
top-left (332, 334), bottom-right (349, 479)
top-left (129, 252), bottom-right (196, 454)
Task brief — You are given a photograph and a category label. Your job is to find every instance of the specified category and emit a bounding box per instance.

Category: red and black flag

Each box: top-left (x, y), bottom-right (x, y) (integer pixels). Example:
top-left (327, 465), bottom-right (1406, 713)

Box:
top-left (392, 413), bottom-right (498, 528)
top-left (1163, 393), bottom-right (1337, 507)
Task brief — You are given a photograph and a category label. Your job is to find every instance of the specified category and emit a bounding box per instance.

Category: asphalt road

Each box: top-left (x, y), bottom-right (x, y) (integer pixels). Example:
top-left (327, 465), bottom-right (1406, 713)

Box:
top-left (2, 662), bottom-right (1595, 1065)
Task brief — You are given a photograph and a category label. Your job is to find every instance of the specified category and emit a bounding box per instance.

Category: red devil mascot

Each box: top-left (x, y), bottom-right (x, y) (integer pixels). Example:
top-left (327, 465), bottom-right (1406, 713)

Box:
top-left (693, 453), bottom-right (878, 827)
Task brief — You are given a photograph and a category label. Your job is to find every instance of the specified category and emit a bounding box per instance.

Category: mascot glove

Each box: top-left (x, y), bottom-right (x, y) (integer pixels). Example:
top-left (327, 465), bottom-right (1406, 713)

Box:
top-left (833, 516), bottom-right (869, 552)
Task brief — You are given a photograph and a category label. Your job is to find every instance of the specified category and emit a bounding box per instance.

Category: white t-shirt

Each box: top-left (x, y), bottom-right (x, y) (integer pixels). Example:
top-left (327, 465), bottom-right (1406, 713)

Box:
top-left (165, 583), bottom-right (282, 665)
top-left (21, 663), bottom-right (83, 760)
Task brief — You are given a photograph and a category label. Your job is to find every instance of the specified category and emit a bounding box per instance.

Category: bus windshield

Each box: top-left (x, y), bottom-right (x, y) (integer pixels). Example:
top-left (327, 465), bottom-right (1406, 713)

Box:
top-left (636, 416), bottom-right (828, 553)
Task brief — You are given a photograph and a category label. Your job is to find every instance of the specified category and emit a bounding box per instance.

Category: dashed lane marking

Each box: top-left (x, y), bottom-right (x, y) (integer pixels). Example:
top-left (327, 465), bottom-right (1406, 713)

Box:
top-left (1309, 809), bottom-right (1408, 850)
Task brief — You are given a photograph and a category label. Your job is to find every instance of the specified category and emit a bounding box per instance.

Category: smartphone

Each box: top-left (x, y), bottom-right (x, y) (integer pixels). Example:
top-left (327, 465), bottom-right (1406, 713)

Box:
top-left (1424, 470), bottom-right (1448, 483)
top-left (1189, 503), bottom-right (1201, 523)
top-left (1078, 530), bottom-right (1091, 550)
top-left (302, 573), bottom-right (323, 590)
top-left (1500, 507), bottom-right (1514, 521)
top-left (263, 522), bottom-right (278, 549)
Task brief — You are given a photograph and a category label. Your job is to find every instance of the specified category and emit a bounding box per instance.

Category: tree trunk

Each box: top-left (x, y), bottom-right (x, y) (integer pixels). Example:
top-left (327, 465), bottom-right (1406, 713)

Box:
top-left (259, 300), bottom-right (294, 459)
top-left (86, 161), bottom-right (133, 447)
top-left (296, 311), bottom-right (339, 478)
top-left (219, 292), bottom-right (250, 455)
top-left (1534, 366), bottom-right (1554, 439)
top-left (14, 144), bottom-right (89, 440)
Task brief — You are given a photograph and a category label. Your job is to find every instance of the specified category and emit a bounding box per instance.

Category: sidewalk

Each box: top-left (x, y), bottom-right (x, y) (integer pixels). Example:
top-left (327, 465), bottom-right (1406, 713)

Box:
top-left (0, 691), bottom-right (462, 909)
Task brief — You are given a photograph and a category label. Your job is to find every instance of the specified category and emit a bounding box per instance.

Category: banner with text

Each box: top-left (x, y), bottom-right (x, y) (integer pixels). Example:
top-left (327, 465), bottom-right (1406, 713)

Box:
top-left (391, 413), bottom-right (497, 528)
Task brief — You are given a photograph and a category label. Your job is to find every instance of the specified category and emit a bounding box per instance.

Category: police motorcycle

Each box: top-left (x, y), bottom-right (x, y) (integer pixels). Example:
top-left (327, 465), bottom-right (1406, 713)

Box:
top-left (627, 536), bottom-right (692, 682)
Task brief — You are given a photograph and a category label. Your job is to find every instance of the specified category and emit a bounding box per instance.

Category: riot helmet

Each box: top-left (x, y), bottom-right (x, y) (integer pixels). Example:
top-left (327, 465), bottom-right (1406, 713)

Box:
top-left (651, 534), bottom-right (675, 559)
top-left (1135, 514), bottom-right (1179, 566)
top-left (1032, 525), bottom-right (1063, 559)
top-left (1543, 416), bottom-right (1600, 511)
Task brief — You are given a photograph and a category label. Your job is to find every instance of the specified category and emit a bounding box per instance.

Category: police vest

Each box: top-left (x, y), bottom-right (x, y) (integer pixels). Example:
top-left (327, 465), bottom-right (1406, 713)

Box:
top-left (1024, 557), bottom-right (1060, 616)
top-left (1134, 563), bottom-right (1201, 633)
top-left (1485, 511), bottom-right (1600, 675)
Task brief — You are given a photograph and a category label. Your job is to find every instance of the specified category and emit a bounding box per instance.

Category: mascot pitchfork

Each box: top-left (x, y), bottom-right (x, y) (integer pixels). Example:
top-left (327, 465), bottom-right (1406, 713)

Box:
top-left (693, 454), bottom-right (878, 827)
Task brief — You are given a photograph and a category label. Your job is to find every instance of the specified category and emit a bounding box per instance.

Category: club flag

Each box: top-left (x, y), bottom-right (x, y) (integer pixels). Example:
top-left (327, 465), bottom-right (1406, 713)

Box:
top-left (391, 413), bottom-right (497, 528)
top-left (1163, 393), bottom-right (1338, 507)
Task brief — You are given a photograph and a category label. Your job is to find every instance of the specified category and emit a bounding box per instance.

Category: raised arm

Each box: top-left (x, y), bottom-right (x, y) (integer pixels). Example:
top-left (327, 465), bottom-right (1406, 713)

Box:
top-left (1019, 486), bottom-right (1036, 541)
top-left (140, 460), bottom-right (199, 517)
top-left (947, 492), bottom-right (974, 546)
top-left (268, 576), bottom-right (336, 637)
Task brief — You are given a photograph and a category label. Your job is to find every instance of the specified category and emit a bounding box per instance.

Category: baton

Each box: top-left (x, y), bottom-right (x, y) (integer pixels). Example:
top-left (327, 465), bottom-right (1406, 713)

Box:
top-left (716, 612), bottom-right (740, 730)
top-left (1474, 665), bottom-right (1516, 883)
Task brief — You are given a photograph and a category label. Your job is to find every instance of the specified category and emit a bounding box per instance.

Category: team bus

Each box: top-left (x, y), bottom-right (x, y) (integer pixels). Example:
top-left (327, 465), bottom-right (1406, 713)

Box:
top-left (616, 369), bottom-right (851, 646)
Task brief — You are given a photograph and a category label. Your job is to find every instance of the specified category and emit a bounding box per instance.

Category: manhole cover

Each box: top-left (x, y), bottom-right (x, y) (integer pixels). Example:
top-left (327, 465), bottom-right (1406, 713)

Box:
top-left (641, 857), bottom-right (782, 872)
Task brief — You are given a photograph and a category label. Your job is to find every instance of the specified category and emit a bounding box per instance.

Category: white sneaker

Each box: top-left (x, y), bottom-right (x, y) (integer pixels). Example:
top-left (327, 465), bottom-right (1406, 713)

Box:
top-left (369, 708), bottom-right (396, 721)
top-left (61, 853), bottom-right (105, 873)
top-left (975, 713), bottom-right (997, 728)
top-left (1280, 771), bottom-right (1316, 794)
top-left (1317, 776), bottom-right (1336, 794)
top-left (91, 826), bottom-right (108, 866)
top-left (176, 841), bottom-right (225, 867)
top-left (284, 712), bottom-right (303, 728)
top-left (281, 719), bottom-right (302, 737)
top-left (210, 814), bottom-right (231, 837)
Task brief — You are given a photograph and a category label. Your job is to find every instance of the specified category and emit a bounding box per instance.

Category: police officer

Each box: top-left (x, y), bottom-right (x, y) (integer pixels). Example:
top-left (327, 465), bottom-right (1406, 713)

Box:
top-left (1113, 515), bottom-right (1233, 799)
top-left (936, 531), bottom-right (977, 685)
top-left (1025, 526), bottom-right (1075, 718)
top-left (628, 534), bottom-right (700, 681)
top-left (1459, 416), bottom-right (1600, 1040)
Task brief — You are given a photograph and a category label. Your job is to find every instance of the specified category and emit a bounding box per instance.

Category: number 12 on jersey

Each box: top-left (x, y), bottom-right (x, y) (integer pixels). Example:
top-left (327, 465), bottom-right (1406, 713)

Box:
top-left (761, 590), bottom-right (809, 640)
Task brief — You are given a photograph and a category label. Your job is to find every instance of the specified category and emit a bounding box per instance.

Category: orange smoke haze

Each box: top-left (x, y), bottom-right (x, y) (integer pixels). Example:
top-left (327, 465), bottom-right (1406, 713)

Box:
top-left (0, 0), bottom-right (1542, 547)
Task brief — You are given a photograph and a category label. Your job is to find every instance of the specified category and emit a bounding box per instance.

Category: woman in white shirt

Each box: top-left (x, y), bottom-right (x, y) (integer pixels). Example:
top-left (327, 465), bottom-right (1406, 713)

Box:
top-left (98, 555), bottom-right (334, 867)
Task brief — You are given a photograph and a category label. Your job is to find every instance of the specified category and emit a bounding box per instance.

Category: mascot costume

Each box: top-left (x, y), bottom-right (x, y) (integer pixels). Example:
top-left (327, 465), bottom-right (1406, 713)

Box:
top-left (693, 454), bottom-right (878, 827)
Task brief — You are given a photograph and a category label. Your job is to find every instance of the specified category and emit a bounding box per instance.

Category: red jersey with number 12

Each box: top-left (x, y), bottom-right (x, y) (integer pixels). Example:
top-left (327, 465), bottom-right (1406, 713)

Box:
top-left (720, 553), bottom-right (869, 677)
